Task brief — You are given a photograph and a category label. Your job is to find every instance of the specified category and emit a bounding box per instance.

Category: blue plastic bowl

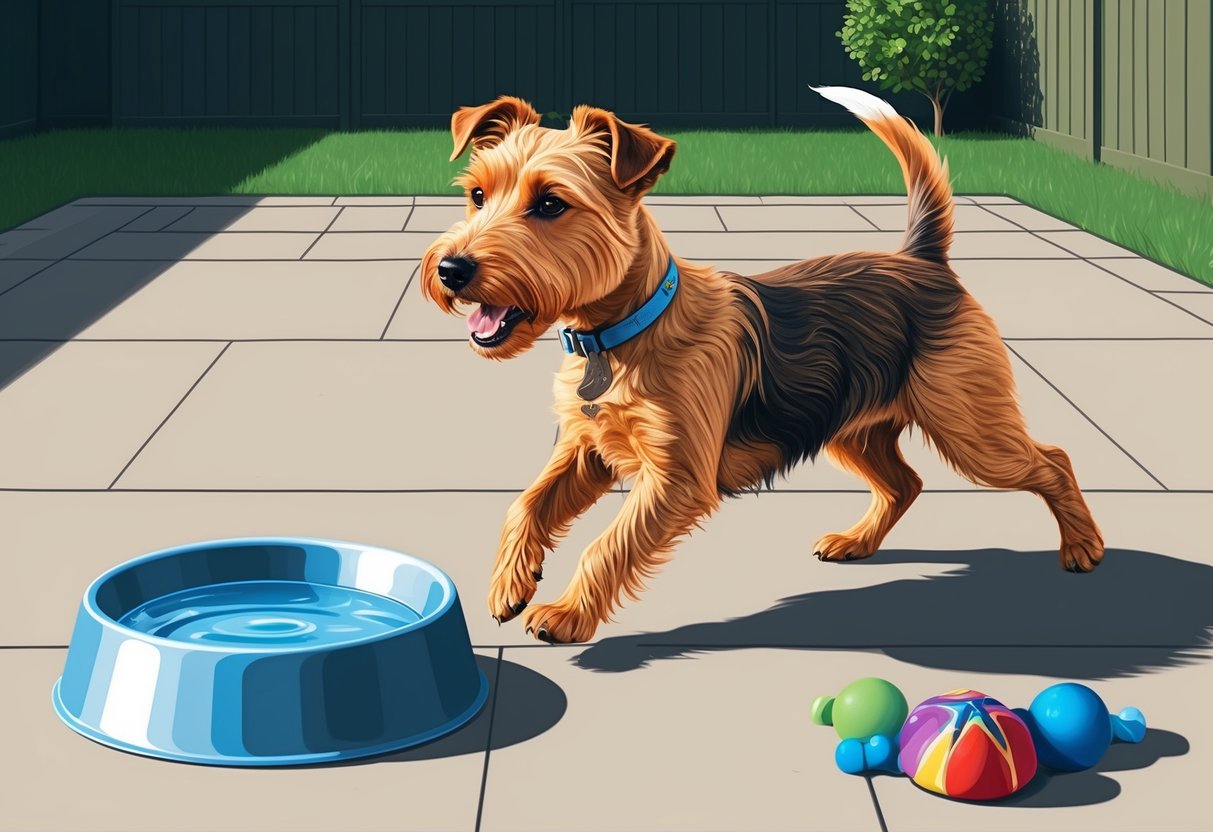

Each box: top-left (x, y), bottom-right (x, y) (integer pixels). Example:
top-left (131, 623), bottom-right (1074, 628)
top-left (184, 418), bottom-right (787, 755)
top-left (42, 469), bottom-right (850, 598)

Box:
top-left (52, 537), bottom-right (488, 766)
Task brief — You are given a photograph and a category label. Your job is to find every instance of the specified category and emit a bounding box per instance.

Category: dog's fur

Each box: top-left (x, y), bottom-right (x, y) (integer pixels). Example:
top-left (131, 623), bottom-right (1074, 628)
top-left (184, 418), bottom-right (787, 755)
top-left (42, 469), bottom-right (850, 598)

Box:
top-left (421, 89), bottom-right (1104, 644)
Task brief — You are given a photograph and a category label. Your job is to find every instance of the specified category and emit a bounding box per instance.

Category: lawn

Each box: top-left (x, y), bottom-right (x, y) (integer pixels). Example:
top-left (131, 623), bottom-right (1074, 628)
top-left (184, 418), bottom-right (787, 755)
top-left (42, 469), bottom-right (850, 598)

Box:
top-left (2, 126), bottom-right (1211, 286)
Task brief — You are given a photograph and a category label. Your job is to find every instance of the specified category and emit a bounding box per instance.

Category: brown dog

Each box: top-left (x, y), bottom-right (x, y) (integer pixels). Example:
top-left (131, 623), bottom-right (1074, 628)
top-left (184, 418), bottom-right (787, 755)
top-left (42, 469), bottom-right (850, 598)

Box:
top-left (420, 87), bottom-right (1104, 644)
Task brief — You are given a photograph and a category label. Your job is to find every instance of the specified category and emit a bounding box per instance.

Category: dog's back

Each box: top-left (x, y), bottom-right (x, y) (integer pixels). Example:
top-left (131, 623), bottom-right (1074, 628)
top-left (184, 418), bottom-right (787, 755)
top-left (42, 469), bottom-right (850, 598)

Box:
top-left (722, 88), bottom-right (968, 488)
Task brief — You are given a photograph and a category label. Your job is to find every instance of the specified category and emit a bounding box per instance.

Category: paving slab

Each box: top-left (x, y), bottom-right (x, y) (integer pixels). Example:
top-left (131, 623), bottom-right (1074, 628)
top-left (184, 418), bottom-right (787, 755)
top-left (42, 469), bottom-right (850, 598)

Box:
top-left (1010, 339), bottom-right (1213, 489)
top-left (982, 202), bottom-right (1081, 231)
top-left (407, 205), bottom-right (469, 232)
top-left (479, 646), bottom-right (880, 832)
top-left (1157, 291), bottom-right (1213, 323)
top-left (853, 204), bottom-right (1022, 232)
top-left (304, 232), bottom-right (434, 260)
top-left (118, 206), bottom-right (195, 232)
top-left (329, 206), bottom-right (413, 232)
top-left (2, 489), bottom-right (1209, 655)
top-left (0, 341), bottom-right (224, 488)
top-left (663, 231), bottom-right (904, 260)
top-left (951, 259), bottom-right (1213, 337)
top-left (716, 204), bottom-right (876, 231)
top-left (70, 232), bottom-right (318, 261)
top-left (255, 196), bottom-right (338, 206)
top-left (112, 341), bottom-right (561, 490)
top-left (948, 231), bottom-right (1076, 259)
top-left (0, 648), bottom-right (495, 832)
top-left (645, 203), bottom-right (727, 231)
top-left (0, 205), bottom-right (150, 259)
top-left (1035, 230), bottom-right (1139, 258)
top-left (334, 196), bottom-right (415, 206)
top-left (1089, 258), bottom-right (1213, 292)
top-left (69, 260), bottom-right (411, 340)
top-left (0, 260), bottom-right (180, 339)
top-left (644, 195), bottom-right (763, 204)
top-left (163, 206), bottom-right (340, 233)
top-left (0, 259), bottom-right (53, 294)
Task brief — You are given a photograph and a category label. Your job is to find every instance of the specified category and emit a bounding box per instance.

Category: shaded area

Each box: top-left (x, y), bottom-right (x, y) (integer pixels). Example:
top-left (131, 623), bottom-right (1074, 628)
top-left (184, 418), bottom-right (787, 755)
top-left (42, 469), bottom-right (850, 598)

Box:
top-left (986, 0), bottom-right (1045, 133)
top-left (574, 548), bottom-right (1213, 678)
top-left (331, 654), bottom-right (566, 765)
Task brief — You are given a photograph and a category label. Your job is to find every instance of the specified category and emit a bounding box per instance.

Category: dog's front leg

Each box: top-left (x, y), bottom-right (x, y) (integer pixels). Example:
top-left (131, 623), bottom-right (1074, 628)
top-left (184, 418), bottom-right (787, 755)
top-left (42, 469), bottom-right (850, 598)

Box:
top-left (488, 435), bottom-right (614, 624)
top-left (520, 468), bottom-right (718, 643)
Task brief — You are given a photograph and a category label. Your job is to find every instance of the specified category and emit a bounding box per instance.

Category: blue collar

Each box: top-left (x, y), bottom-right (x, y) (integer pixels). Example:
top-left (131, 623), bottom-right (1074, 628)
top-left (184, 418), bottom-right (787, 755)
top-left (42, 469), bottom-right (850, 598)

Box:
top-left (559, 259), bottom-right (679, 356)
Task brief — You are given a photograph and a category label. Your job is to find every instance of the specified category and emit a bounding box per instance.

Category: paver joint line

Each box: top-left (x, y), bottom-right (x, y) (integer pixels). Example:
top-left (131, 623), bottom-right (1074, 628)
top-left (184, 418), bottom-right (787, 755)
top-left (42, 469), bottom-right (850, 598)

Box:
top-left (474, 646), bottom-right (506, 832)
top-left (1002, 342), bottom-right (1169, 491)
top-left (106, 341), bottom-right (232, 489)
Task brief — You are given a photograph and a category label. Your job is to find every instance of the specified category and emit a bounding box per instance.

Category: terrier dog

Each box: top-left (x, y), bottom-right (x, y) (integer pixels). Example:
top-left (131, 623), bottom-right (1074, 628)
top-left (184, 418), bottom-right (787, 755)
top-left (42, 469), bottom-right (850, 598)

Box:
top-left (421, 87), bottom-right (1104, 644)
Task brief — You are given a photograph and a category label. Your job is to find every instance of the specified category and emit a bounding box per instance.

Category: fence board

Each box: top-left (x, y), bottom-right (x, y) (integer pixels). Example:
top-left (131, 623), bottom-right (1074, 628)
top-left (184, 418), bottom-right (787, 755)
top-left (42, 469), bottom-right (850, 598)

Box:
top-left (1188, 0), bottom-right (1212, 175)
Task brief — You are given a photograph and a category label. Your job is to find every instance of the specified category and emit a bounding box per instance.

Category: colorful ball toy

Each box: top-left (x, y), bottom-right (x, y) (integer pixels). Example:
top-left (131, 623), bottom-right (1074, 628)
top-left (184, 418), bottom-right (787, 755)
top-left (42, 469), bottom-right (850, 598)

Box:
top-left (811, 677), bottom-right (908, 741)
top-left (898, 689), bottom-right (1038, 801)
top-left (1015, 682), bottom-right (1147, 772)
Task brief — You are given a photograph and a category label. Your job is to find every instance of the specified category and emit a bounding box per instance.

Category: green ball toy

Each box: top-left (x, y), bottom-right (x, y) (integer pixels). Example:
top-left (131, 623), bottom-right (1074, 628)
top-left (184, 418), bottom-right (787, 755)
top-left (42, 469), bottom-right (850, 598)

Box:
top-left (812, 677), bottom-right (908, 740)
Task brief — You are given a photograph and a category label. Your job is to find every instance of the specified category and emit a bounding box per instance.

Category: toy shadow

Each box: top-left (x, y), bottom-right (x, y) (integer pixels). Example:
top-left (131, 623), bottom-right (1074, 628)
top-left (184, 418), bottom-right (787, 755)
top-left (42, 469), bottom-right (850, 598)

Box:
top-left (573, 548), bottom-right (1213, 678)
top-left (995, 727), bottom-right (1191, 807)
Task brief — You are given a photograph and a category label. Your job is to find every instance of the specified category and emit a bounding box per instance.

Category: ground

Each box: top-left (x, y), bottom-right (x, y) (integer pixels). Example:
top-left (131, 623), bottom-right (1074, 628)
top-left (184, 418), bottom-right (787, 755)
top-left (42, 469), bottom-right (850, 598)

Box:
top-left (0, 194), bottom-right (1210, 832)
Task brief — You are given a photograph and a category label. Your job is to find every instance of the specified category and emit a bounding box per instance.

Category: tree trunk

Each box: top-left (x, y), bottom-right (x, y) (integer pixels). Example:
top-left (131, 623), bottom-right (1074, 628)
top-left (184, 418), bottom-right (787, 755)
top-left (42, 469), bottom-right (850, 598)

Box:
top-left (930, 93), bottom-right (944, 137)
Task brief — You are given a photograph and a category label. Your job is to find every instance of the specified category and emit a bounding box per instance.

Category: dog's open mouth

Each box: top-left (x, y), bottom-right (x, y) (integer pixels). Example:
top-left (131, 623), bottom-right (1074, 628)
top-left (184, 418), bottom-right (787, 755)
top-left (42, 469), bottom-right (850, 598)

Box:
top-left (468, 304), bottom-right (530, 347)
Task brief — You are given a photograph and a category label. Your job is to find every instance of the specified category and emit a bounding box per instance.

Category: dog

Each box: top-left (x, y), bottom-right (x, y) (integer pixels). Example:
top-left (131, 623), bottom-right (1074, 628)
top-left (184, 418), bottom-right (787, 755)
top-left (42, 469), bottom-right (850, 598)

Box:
top-left (420, 86), bottom-right (1104, 644)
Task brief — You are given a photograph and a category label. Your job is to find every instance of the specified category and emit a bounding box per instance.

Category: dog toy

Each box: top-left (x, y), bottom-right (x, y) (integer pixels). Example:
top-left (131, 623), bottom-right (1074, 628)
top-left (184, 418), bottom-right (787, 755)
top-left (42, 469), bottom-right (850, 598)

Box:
top-left (811, 677), bottom-right (908, 741)
top-left (898, 690), bottom-right (1038, 801)
top-left (1014, 682), bottom-right (1146, 771)
top-left (835, 734), bottom-right (901, 775)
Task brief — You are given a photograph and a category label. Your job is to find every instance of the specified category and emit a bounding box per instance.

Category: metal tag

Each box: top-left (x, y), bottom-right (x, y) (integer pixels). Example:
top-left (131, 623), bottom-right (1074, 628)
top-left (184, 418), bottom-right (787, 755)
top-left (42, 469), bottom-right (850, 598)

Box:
top-left (580, 403), bottom-right (601, 419)
top-left (577, 351), bottom-right (613, 401)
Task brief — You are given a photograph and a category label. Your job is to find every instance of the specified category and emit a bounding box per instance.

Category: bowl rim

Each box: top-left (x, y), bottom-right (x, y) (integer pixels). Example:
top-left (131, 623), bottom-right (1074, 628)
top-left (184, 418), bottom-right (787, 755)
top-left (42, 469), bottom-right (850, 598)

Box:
top-left (80, 536), bottom-right (459, 655)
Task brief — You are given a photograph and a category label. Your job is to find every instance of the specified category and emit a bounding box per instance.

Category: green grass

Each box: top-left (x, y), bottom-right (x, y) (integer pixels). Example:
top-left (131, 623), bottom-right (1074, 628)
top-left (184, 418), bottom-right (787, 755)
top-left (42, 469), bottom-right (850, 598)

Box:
top-left (2, 126), bottom-right (1211, 285)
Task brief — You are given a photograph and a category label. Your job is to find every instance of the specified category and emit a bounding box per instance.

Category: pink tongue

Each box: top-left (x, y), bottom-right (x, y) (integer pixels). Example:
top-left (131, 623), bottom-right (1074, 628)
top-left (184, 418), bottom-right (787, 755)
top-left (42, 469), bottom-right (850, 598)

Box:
top-left (468, 304), bottom-right (510, 337)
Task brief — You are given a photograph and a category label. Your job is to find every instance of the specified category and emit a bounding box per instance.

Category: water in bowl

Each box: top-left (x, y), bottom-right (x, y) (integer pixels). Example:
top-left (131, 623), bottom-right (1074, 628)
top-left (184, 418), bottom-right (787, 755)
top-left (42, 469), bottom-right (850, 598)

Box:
top-left (118, 580), bottom-right (422, 646)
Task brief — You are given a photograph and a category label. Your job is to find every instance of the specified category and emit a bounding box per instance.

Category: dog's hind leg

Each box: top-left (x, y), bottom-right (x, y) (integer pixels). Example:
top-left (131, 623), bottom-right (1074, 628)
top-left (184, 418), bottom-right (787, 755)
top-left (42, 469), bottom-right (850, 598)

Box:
top-left (902, 296), bottom-right (1104, 572)
top-left (488, 436), bottom-right (615, 624)
top-left (815, 419), bottom-right (923, 561)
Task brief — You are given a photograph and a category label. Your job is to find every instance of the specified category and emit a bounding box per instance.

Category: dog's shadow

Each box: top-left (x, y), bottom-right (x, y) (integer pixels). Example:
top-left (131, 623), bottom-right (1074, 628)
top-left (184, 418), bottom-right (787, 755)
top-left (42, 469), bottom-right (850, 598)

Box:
top-left (573, 547), bottom-right (1213, 679)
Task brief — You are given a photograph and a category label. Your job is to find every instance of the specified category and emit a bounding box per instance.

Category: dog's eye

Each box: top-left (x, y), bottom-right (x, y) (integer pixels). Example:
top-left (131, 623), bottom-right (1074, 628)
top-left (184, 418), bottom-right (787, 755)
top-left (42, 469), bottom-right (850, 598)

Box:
top-left (535, 195), bottom-right (566, 218)
top-left (470, 187), bottom-right (485, 209)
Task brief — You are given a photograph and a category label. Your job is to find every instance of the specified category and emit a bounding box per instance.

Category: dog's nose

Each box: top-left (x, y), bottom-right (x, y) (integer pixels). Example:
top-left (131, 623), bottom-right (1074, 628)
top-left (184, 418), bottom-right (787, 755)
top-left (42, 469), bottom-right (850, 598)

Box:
top-left (437, 256), bottom-right (477, 291)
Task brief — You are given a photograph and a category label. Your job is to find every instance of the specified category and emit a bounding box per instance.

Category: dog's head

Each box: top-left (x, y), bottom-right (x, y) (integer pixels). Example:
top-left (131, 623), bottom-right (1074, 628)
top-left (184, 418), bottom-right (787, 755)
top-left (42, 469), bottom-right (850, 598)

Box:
top-left (420, 96), bottom-right (676, 359)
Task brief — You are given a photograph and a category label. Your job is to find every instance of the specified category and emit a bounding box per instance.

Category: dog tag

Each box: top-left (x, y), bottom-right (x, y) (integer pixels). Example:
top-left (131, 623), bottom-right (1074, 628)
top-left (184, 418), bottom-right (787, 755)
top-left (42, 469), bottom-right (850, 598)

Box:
top-left (580, 403), bottom-right (601, 419)
top-left (577, 351), bottom-right (613, 400)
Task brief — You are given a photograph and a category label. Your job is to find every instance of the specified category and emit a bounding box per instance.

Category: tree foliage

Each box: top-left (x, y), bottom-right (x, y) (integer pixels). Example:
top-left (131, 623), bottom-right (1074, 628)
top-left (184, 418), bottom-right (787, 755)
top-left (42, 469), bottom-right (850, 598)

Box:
top-left (837, 0), bottom-right (994, 135)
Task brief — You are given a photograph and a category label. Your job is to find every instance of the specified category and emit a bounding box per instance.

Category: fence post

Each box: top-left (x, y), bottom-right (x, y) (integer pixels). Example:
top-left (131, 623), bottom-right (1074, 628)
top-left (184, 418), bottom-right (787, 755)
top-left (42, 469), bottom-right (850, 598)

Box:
top-left (1091, 0), bottom-right (1102, 162)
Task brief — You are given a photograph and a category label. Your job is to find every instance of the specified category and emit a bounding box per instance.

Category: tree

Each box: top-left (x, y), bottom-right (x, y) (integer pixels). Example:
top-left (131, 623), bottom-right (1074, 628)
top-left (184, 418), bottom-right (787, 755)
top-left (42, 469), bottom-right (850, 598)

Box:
top-left (837, 0), bottom-right (994, 136)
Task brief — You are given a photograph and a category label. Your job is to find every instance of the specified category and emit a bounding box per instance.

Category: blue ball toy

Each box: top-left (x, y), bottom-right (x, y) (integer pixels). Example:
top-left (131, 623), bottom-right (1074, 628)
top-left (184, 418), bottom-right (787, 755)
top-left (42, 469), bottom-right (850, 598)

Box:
top-left (1017, 682), bottom-right (1146, 772)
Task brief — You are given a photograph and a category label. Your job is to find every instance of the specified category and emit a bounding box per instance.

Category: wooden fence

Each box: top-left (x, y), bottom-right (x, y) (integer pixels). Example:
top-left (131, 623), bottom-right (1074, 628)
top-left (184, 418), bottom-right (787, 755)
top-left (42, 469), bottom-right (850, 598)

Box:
top-left (3, 0), bottom-right (1211, 194)
top-left (986, 0), bottom-right (1212, 195)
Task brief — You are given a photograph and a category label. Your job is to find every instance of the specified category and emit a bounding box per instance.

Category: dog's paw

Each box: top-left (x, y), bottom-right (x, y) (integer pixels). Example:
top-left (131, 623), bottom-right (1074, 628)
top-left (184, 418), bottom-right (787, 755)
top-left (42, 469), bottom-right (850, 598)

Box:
top-left (1060, 538), bottom-right (1104, 573)
top-left (520, 601), bottom-right (597, 644)
top-left (487, 565), bottom-right (544, 624)
top-left (812, 532), bottom-right (878, 563)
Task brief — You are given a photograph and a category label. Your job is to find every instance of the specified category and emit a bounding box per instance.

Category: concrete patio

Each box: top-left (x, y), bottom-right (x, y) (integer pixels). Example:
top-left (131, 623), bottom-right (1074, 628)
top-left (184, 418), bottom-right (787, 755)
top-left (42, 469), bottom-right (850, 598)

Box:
top-left (0, 193), bottom-right (1210, 832)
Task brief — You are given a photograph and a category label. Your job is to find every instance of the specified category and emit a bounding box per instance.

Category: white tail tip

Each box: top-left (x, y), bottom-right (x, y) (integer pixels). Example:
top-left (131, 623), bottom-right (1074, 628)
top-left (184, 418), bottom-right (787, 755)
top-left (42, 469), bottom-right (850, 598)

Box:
top-left (810, 85), bottom-right (899, 122)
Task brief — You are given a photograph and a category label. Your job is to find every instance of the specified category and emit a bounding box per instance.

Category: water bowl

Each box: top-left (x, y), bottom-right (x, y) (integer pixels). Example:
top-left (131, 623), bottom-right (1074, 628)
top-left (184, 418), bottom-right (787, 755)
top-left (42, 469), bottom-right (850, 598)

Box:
top-left (52, 537), bottom-right (488, 766)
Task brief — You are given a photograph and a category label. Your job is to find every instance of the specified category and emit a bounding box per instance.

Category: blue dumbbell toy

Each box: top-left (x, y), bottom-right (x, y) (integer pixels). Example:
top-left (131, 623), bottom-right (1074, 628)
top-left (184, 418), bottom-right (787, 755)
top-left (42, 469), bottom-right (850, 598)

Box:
top-left (835, 734), bottom-right (901, 775)
top-left (1014, 682), bottom-right (1147, 771)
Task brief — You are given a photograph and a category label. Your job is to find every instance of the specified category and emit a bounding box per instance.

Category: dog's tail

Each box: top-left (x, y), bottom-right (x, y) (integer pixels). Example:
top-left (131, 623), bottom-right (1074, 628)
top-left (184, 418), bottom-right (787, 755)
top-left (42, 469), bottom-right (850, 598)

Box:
top-left (812, 86), bottom-right (953, 266)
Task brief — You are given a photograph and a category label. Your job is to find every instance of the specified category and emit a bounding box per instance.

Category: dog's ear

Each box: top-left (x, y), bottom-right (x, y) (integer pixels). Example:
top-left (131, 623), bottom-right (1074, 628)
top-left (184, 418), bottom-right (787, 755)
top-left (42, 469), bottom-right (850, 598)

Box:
top-left (572, 106), bottom-right (676, 193)
top-left (449, 96), bottom-right (542, 161)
